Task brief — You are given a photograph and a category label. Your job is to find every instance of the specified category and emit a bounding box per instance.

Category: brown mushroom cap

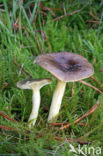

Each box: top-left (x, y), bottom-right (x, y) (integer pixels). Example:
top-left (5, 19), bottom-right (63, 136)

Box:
top-left (35, 52), bottom-right (94, 82)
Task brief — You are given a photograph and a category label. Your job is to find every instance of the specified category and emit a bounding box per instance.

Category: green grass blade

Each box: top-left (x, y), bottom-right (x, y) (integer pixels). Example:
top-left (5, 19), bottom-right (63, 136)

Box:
top-left (30, 0), bottom-right (39, 23)
top-left (22, 6), bottom-right (34, 34)
top-left (3, 0), bottom-right (12, 32)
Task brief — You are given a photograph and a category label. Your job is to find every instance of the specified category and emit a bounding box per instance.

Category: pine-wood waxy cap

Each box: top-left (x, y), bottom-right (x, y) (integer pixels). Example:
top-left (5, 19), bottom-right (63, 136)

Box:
top-left (17, 78), bottom-right (52, 90)
top-left (35, 52), bottom-right (94, 82)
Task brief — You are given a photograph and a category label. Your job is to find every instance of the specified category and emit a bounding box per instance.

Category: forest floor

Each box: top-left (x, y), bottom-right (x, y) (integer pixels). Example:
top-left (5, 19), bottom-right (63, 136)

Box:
top-left (0, 0), bottom-right (103, 155)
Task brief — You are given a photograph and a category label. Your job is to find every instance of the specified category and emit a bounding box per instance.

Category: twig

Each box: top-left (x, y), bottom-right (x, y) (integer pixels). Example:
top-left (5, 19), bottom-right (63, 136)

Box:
top-left (42, 6), bottom-right (56, 17)
top-left (89, 12), bottom-right (97, 20)
top-left (79, 123), bottom-right (86, 126)
top-left (90, 76), bottom-right (103, 88)
top-left (55, 136), bottom-right (89, 144)
top-left (39, 2), bottom-right (56, 17)
top-left (49, 122), bottom-right (67, 126)
top-left (87, 20), bottom-right (100, 24)
top-left (53, 9), bottom-right (81, 22)
top-left (0, 125), bottom-right (15, 131)
top-left (0, 111), bottom-right (18, 123)
top-left (13, 59), bottom-right (32, 78)
top-left (90, 76), bottom-right (99, 84)
top-left (60, 100), bottom-right (100, 130)
top-left (49, 122), bottom-right (86, 126)
top-left (79, 80), bottom-right (103, 94)
top-left (0, 124), bottom-right (29, 135)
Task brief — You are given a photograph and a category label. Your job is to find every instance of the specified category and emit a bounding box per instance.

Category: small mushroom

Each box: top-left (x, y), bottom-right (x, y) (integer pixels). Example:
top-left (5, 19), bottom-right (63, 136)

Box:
top-left (34, 52), bottom-right (94, 122)
top-left (17, 78), bottom-right (52, 127)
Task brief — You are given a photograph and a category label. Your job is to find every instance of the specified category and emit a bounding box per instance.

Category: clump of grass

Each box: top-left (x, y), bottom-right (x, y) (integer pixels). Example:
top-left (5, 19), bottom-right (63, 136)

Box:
top-left (0, 0), bottom-right (103, 155)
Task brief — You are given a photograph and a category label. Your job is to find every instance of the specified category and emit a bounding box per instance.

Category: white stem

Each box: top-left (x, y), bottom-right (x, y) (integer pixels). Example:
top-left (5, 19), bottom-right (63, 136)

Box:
top-left (28, 89), bottom-right (40, 127)
top-left (48, 80), bottom-right (66, 122)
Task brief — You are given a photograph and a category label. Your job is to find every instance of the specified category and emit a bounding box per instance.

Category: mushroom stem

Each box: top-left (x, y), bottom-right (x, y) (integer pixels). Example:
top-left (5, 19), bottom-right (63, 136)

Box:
top-left (28, 88), bottom-right (40, 127)
top-left (48, 80), bottom-right (66, 122)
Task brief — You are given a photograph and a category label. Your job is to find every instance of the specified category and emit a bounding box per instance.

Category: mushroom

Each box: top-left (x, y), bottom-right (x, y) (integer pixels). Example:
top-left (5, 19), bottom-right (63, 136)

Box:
top-left (17, 78), bottom-right (52, 127)
top-left (34, 52), bottom-right (94, 122)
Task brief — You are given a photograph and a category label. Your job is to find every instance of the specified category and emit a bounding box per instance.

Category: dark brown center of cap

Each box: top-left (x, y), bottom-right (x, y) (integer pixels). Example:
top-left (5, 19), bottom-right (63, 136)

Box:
top-left (52, 59), bottom-right (81, 72)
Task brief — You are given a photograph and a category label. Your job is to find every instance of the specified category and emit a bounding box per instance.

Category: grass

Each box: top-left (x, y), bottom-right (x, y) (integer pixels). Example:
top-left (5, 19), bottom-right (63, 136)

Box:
top-left (0, 0), bottom-right (103, 155)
